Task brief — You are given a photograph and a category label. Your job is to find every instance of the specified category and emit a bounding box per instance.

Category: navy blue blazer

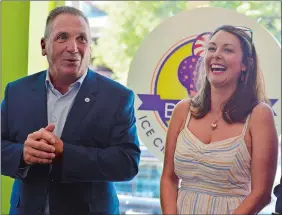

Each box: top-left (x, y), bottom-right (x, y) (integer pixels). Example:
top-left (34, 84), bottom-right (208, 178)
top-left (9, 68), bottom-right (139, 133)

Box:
top-left (274, 176), bottom-right (281, 214)
top-left (1, 69), bottom-right (140, 215)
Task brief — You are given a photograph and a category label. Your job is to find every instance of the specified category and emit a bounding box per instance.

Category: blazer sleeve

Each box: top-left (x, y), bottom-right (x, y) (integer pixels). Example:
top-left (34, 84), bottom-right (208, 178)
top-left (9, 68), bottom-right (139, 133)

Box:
top-left (52, 90), bottom-right (141, 183)
top-left (1, 83), bottom-right (30, 180)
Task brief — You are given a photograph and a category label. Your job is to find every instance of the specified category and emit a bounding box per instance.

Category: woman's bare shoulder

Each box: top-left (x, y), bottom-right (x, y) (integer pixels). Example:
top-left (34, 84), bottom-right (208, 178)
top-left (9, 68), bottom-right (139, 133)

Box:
top-left (249, 102), bottom-right (275, 128)
top-left (166, 99), bottom-right (192, 135)
top-left (250, 102), bottom-right (274, 120)
top-left (173, 98), bottom-right (191, 117)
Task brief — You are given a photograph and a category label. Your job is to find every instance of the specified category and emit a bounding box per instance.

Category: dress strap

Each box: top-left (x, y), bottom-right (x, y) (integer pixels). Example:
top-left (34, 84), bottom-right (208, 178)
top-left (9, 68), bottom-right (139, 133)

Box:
top-left (184, 110), bottom-right (192, 128)
top-left (242, 114), bottom-right (251, 136)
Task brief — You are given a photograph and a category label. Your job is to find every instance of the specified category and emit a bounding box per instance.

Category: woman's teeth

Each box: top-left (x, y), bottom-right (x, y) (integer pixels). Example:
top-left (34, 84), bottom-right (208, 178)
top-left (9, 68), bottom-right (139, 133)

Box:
top-left (211, 65), bottom-right (226, 73)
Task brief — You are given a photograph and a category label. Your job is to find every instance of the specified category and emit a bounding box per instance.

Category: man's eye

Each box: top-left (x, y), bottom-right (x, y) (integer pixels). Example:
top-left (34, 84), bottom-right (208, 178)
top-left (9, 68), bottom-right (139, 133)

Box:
top-left (78, 36), bottom-right (87, 43)
top-left (57, 34), bottom-right (67, 40)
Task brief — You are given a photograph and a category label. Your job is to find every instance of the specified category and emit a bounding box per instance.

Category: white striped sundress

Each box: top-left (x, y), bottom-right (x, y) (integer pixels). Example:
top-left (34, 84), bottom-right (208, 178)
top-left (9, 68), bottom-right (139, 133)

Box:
top-left (174, 111), bottom-right (251, 214)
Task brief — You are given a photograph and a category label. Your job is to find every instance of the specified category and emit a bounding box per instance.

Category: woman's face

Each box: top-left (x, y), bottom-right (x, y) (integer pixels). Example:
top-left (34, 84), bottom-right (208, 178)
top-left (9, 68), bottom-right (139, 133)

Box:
top-left (205, 30), bottom-right (247, 89)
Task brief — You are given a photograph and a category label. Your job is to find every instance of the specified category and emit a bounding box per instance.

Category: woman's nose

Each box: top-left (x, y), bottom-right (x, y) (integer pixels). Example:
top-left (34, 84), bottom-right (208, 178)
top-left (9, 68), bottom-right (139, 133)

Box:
top-left (212, 50), bottom-right (222, 59)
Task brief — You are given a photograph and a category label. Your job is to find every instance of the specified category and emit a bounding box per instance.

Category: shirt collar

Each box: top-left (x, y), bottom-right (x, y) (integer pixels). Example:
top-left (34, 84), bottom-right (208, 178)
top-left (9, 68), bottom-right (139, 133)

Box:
top-left (45, 69), bottom-right (88, 90)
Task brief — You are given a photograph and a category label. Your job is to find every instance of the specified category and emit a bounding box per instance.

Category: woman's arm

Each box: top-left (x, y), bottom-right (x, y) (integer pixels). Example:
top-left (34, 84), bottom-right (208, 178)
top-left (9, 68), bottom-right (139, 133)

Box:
top-left (233, 103), bottom-right (278, 214)
top-left (160, 99), bottom-right (190, 214)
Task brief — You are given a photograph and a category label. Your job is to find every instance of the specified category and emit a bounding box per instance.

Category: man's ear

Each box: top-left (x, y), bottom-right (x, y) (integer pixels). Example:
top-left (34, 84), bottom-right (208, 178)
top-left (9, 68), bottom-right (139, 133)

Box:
top-left (41, 38), bottom-right (47, 56)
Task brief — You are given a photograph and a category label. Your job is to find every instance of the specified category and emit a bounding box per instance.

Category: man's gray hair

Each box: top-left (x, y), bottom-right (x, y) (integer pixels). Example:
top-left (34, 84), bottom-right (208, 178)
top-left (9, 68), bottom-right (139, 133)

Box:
top-left (44, 6), bottom-right (90, 39)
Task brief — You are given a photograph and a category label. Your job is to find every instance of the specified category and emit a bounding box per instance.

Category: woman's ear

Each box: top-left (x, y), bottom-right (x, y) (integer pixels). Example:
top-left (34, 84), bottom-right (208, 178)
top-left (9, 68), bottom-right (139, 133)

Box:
top-left (241, 64), bottom-right (247, 72)
top-left (242, 57), bottom-right (254, 72)
top-left (246, 57), bottom-right (254, 71)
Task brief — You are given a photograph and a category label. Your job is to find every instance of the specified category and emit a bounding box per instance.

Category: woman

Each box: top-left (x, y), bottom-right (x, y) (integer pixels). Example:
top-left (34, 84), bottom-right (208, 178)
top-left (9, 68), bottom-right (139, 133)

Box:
top-left (160, 25), bottom-right (278, 214)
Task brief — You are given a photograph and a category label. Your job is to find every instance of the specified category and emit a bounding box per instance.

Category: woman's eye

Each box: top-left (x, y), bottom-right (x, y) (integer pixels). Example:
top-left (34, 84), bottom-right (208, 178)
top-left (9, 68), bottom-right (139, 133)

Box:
top-left (208, 47), bottom-right (216, 51)
top-left (224, 48), bottom-right (233, 53)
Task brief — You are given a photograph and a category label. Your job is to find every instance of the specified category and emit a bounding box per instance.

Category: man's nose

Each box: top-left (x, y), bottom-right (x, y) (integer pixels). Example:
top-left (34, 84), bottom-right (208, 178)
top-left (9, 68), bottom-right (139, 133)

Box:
top-left (66, 39), bottom-right (78, 53)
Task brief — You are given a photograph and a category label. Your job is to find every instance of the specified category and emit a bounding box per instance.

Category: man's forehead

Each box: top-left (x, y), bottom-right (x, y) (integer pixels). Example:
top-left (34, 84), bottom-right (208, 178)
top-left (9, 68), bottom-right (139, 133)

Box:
top-left (51, 13), bottom-right (89, 33)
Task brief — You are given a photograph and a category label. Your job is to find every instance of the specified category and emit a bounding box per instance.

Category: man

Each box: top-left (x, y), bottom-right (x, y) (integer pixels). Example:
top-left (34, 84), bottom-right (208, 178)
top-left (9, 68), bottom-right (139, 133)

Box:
top-left (1, 6), bottom-right (140, 215)
top-left (273, 176), bottom-right (281, 214)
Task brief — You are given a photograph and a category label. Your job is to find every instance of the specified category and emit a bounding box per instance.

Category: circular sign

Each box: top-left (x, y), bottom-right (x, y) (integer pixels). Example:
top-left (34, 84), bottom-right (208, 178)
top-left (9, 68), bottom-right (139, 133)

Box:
top-left (127, 7), bottom-right (281, 161)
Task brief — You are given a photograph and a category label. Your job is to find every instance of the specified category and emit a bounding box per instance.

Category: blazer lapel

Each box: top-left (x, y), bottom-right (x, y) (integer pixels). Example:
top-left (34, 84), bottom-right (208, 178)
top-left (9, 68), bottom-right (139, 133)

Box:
top-left (30, 71), bottom-right (48, 131)
top-left (61, 70), bottom-right (99, 141)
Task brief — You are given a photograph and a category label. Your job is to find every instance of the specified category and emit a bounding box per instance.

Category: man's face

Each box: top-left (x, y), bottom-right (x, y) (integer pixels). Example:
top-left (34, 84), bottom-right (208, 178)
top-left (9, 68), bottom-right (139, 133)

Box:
top-left (41, 13), bottom-right (91, 80)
